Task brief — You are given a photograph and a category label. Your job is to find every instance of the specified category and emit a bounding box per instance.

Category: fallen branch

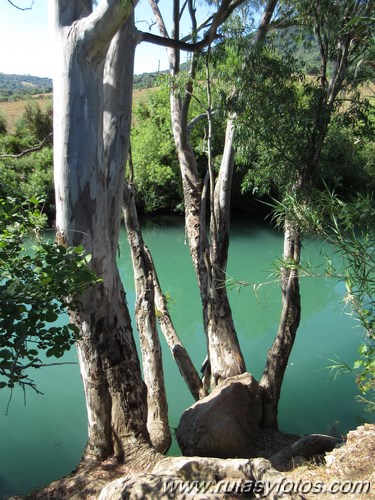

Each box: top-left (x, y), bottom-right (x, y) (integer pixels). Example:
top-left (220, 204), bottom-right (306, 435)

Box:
top-left (0, 132), bottom-right (52, 159)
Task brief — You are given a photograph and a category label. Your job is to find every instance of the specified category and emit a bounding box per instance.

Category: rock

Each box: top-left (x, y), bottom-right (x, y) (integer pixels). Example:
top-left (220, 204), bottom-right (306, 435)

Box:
top-left (99, 456), bottom-right (302, 499)
top-left (176, 372), bottom-right (262, 458)
top-left (269, 434), bottom-right (341, 471)
top-left (325, 423), bottom-right (375, 481)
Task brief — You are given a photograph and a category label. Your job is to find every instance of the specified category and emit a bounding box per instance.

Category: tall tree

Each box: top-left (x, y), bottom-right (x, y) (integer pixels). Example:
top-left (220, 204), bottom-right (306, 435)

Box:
top-left (51, 0), bottom-right (158, 466)
top-left (234, 0), bottom-right (374, 428)
top-left (149, 0), bottom-right (278, 388)
top-left (50, 0), bottom-right (258, 475)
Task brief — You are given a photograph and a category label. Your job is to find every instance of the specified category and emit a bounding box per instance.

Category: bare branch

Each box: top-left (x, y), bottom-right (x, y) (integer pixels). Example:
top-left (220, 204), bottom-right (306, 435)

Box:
top-left (0, 132), bottom-right (52, 159)
top-left (7, 0), bottom-right (34, 11)
top-left (187, 113), bottom-right (207, 133)
top-left (143, 0), bottom-right (247, 53)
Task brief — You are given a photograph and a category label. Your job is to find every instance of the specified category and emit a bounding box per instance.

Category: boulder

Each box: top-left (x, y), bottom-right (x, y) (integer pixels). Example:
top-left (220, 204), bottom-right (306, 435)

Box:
top-left (176, 372), bottom-right (262, 458)
top-left (269, 433), bottom-right (342, 471)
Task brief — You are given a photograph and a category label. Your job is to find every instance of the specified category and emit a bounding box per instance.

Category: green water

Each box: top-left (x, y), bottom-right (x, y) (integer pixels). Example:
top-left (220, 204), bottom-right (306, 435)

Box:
top-left (0, 216), bottom-right (370, 497)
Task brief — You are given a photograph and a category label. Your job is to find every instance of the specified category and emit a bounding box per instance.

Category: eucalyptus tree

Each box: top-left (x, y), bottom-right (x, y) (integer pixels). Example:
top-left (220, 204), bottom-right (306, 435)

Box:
top-left (149, 0), bottom-right (278, 389)
top-left (235, 0), bottom-right (374, 428)
top-left (51, 2), bottom-right (159, 466)
top-left (50, 0), bottom-right (258, 481)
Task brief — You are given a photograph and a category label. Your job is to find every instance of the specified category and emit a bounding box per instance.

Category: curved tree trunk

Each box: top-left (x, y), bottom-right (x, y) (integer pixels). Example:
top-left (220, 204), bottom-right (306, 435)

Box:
top-left (260, 220), bottom-right (301, 429)
top-left (152, 263), bottom-right (205, 401)
top-left (51, 1), bottom-right (158, 467)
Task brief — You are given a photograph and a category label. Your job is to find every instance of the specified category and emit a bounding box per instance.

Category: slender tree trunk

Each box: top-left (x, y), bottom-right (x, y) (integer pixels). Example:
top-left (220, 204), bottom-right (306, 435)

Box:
top-left (52, 1), bottom-right (158, 467)
top-left (123, 181), bottom-right (171, 453)
top-left (206, 117), bottom-right (246, 386)
top-left (152, 264), bottom-right (205, 401)
top-left (260, 219), bottom-right (301, 429)
top-left (150, 1), bottom-right (246, 387)
top-left (123, 147), bottom-right (204, 402)
top-left (259, 3), bottom-right (357, 424)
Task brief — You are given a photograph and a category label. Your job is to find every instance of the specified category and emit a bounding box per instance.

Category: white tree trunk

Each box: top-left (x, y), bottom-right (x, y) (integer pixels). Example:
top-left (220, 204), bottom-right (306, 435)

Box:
top-left (51, 1), bottom-right (158, 466)
top-left (123, 181), bottom-right (171, 453)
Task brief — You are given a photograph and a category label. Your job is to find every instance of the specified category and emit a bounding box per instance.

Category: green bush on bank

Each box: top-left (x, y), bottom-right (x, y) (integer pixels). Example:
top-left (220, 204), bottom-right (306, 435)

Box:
top-left (131, 87), bottom-right (182, 213)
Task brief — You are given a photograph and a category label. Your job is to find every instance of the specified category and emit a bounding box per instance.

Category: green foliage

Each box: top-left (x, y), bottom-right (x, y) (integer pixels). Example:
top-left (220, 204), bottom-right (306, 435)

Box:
top-left (0, 134), bottom-right (34, 155)
top-left (0, 113), bottom-right (6, 135)
top-left (231, 45), bottom-right (373, 198)
top-left (235, 48), bottom-right (321, 195)
top-left (0, 188), bottom-right (98, 392)
top-left (0, 147), bottom-right (54, 219)
top-left (131, 88), bottom-right (182, 213)
top-left (133, 71), bottom-right (163, 90)
top-left (318, 124), bottom-right (375, 193)
top-left (16, 101), bottom-right (53, 142)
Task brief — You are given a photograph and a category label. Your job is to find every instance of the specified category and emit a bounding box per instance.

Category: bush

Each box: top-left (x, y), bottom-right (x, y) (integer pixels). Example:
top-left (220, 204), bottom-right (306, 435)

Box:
top-left (317, 125), bottom-right (375, 193)
top-left (131, 88), bottom-right (182, 213)
top-left (0, 147), bottom-right (54, 219)
top-left (0, 187), bottom-right (98, 392)
top-left (16, 101), bottom-right (53, 142)
top-left (0, 113), bottom-right (6, 135)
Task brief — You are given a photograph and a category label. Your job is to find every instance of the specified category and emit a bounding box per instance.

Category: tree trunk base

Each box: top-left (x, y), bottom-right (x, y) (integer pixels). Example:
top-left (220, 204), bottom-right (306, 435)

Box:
top-left (22, 445), bottom-right (161, 500)
top-left (19, 428), bottom-right (342, 499)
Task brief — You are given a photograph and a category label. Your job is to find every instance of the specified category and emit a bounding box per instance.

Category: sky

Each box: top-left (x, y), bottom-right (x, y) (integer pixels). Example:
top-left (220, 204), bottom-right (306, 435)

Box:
top-left (0, 0), bottom-right (209, 78)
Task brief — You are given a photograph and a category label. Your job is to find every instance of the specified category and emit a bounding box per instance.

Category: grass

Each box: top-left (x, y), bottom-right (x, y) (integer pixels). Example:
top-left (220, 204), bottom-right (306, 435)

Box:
top-left (0, 95), bottom-right (52, 134)
top-left (1, 78), bottom-right (371, 137)
top-left (0, 88), bottom-right (158, 136)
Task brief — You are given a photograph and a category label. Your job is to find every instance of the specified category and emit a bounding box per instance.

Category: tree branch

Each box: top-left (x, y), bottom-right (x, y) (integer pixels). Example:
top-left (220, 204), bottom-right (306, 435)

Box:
top-left (187, 113), bottom-right (207, 133)
top-left (253, 0), bottom-right (279, 46)
top-left (7, 0), bottom-right (34, 11)
top-left (0, 132), bottom-right (52, 159)
top-left (143, 0), bottom-right (247, 53)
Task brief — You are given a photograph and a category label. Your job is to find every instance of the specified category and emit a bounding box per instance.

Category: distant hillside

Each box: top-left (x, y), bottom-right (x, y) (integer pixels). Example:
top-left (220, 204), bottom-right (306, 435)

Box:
top-left (0, 32), bottom-right (319, 101)
top-left (0, 71), bottom-right (160, 98)
top-left (0, 74), bottom-right (53, 101)
top-left (271, 27), bottom-right (321, 75)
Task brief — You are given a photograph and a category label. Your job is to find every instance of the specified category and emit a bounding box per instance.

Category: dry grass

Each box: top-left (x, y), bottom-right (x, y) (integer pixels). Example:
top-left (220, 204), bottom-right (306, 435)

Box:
top-left (0, 95), bottom-right (52, 134)
top-left (0, 88), bottom-right (158, 135)
top-left (286, 424), bottom-right (375, 499)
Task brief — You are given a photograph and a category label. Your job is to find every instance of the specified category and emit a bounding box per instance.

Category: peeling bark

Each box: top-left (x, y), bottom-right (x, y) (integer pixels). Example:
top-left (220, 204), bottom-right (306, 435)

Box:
top-left (51, 1), bottom-right (157, 464)
top-left (123, 181), bottom-right (171, 453)
top-left (150, 1), bottom-right (247, 388)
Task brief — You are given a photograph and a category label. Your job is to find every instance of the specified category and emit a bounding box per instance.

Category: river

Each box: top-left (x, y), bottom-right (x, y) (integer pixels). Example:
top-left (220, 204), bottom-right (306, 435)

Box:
top-left (0, 215), bottom-right (369, 497)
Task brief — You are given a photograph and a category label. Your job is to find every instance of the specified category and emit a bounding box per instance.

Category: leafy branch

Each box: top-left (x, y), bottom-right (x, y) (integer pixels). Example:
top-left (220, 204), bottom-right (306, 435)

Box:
top-left (0, 190), bottom-right (99, 395)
